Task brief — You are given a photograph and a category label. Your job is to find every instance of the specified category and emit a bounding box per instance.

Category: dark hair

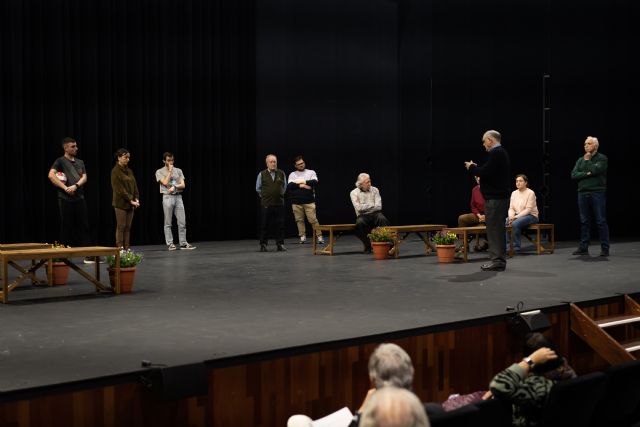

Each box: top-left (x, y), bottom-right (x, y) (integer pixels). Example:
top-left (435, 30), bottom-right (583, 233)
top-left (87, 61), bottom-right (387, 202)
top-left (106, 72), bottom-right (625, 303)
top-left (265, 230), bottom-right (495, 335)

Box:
top-left (523, 332), bottom-right (564, 374)
top-left (294, 155), bottom-right (304, 163)
top-left (114, 148), bottom-right (130, 160)
top-left (163, 152), bottom-right (174, 161)
top-left (62, 137), bottom-right (76, 148)
top-left (516, 174), bottom-right (528, 183)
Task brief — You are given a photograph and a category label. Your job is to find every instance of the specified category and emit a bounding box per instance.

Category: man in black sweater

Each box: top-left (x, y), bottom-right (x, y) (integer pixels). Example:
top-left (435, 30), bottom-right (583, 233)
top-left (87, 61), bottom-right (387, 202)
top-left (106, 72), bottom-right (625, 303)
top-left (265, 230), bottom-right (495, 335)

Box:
top-left (465, 130), bottom-right (511, 271)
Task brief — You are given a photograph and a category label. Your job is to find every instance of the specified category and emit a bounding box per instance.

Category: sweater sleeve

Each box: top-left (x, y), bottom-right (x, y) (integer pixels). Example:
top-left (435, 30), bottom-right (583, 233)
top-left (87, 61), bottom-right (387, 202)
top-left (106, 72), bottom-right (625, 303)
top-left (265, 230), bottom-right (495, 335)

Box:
top-left (490, 364), bottom-right (553, 407)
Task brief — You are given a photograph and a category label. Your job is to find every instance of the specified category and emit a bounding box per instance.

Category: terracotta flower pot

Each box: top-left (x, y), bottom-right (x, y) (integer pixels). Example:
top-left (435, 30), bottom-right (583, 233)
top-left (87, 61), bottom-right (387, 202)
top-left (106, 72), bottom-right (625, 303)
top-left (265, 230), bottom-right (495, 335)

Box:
top-left (51, 262), bottom-right (69, 286)
top-left (436, 244), bottom-right (457, 263)
top-left (371, 242), bottom-right (393, 260)
top-left (108, 267), bottom-right (137, 293)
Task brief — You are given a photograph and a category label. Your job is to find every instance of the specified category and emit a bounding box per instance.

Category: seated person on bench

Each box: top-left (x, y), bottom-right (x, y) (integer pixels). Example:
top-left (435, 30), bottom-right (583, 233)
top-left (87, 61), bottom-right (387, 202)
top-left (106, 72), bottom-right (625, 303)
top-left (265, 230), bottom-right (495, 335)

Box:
top-left (350, 173), bottom-right (390, 254)
top-left (457, 175), bottom-right (488, 252)
top-left (505, 174), bottom-right (539, 253)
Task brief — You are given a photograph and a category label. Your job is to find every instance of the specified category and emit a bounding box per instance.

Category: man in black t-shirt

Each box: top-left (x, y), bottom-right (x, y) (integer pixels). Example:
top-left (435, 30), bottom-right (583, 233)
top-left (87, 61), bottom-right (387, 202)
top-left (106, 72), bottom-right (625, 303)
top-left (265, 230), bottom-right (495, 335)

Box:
top-left (48, 137), bottom-right (93, 262)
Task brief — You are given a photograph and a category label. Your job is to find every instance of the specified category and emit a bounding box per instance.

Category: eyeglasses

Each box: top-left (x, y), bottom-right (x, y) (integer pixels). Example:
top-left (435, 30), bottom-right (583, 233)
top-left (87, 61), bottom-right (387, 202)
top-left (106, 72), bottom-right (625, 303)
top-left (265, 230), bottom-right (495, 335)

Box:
top-left (295, 162), bottom-right (305, 166)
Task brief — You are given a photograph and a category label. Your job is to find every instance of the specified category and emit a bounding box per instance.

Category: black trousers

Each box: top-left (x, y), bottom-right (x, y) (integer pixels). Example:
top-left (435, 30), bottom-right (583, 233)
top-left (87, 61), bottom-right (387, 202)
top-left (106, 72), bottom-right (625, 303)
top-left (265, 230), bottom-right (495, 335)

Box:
top-left (58, 197), bottom-right (90, 247)
top-left (355, 211), bottom-right (389, 249)
top-left (259, 205), bottom-right (285, 245)
top-left (484, 198), bottom-right (509, 264)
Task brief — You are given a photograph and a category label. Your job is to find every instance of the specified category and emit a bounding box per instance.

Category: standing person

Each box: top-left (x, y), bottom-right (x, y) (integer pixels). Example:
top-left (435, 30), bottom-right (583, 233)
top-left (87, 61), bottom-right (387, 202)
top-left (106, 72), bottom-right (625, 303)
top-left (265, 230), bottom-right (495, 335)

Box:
top-left (571, 136), bottom-right (610, 257)
top-left (287, 156), bottom-right (324, 245)
top-left (155, 152), bottom-right (196, 251)
top-left (457, 175), bottom-right (488, 252)
top-left (48, 137), bottom-right (93, 263)
top-left (350, 173), bottom-right (390, 254)
top-left (506, 174), bottom-right (539, 254)
top-left (111, 148), bottom-right (140, 250)
top-left (465, 130), bottom-right (511, 271)
top-left (256, 154), bottom-right (287, 252)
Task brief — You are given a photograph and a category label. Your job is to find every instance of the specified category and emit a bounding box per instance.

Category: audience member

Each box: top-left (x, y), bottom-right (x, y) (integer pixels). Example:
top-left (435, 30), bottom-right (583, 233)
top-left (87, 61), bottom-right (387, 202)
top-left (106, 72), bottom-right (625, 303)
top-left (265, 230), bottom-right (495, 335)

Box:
top-left (506, 174), bottom-right (539, 254)
top-left (360, 387), bottom-right (431, 427)
top-left (489, 332), bottom-right (576, 427)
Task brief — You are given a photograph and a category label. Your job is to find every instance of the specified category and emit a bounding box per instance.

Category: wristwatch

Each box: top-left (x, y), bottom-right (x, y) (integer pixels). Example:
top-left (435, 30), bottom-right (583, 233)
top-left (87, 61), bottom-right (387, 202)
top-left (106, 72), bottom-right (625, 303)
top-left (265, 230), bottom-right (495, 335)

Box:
top-left (523, 357), bottom-right (535, 368)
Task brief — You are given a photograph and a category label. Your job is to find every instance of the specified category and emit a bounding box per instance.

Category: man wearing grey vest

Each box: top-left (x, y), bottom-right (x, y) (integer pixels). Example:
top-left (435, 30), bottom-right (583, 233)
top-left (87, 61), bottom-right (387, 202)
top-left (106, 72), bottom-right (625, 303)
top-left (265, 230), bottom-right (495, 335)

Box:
top-left (48, 137), bottom-right (93, 263)
top-left (256, 154), bottom-right (288, 252)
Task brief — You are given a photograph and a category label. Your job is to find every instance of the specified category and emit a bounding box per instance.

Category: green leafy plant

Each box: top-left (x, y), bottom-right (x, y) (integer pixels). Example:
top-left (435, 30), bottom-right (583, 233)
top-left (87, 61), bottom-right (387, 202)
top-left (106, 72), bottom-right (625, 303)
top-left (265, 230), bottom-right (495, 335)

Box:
top-left (367, 227), bottom-right (396, 243)
top-left (51, 241), bottom-right (70, 263)
top-left (106, 249), bottom-right (143, 268)
top-left (432, 230), bottom-right (457, 245)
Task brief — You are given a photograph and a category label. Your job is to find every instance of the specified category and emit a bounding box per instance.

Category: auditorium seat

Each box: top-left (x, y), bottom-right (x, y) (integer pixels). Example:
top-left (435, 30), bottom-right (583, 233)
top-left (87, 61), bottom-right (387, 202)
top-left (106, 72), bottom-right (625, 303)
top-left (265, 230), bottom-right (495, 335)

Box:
top-left (429, 404), bottom-right (479, 427)
top-left (590, 360), bottom-right (640, 427)
top-left (538, 371), bottom-right (607, 427)
top-left (472, 398), bottom-right (512, 427)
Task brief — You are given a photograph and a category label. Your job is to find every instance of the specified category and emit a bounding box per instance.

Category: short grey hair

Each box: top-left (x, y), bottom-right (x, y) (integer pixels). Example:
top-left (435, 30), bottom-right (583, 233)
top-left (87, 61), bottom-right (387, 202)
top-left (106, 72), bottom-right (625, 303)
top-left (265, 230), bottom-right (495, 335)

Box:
top-left (360, 387), bottom-right (431, 427)
top-left (368, 343), bottom-right (414, 390)
top-left (586, 136), bottom-right (599, 149)
top-left (483, 130), bottom-right (501, 143)
top-left (265, 154), bottom-right (277, 162)
top-left (356, 173), bottom-right (371, 188)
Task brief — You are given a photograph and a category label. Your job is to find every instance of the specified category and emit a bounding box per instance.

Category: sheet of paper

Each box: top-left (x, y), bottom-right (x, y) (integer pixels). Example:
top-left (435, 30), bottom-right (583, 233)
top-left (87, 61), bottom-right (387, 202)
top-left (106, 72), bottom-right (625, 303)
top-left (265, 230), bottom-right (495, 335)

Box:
top-left (313, 407), bottom-right (354, 427)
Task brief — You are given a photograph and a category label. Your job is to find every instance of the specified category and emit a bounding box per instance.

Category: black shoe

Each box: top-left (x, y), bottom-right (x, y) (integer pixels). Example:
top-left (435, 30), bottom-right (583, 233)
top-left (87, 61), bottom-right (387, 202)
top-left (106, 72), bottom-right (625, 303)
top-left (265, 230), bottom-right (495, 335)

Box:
top-left (481, 262), bottom-right (506, 271)
top-left (277, 244), bottom-right (287, 252)
top-left (572, 247), bottom-right (589, 256)
top-left (599, 250), bottom-right (609, 257)
top-left (260, 244), bottom-right (267, 252)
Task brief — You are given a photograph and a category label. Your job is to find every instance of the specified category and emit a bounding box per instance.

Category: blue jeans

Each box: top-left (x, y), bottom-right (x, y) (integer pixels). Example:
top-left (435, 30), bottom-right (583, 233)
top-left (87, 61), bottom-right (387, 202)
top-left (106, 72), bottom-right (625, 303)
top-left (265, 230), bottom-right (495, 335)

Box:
top-left (163, 194), bottom-right (187, 246)
top-left (578, 192), bottom-right (610, 251)
top-left (507, 215), bottom-right (539, 251)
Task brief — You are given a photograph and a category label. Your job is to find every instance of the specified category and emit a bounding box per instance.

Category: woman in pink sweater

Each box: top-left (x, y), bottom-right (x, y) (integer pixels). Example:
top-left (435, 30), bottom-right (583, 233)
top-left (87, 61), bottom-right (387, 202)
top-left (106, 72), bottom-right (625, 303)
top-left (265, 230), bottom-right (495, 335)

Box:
top-left (506, 174), bottom-right (539, 253)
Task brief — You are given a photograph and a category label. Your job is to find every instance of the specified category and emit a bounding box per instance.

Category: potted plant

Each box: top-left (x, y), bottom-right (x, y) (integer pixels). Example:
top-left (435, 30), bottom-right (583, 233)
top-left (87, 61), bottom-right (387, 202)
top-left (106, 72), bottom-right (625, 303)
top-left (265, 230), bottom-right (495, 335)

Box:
top-left (432, 231), bottom-right (458, 263)
top-left (367, 227), bottom-right (396, 260)
top-left (106, 249), bottom-right (143, 293)
top-left (50, 242), bottom-right (70, 286)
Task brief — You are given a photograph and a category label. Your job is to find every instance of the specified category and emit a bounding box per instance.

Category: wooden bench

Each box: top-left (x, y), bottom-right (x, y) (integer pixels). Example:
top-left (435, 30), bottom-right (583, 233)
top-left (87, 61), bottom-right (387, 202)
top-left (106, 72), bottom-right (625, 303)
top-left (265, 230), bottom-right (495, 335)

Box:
top-left (1, 246), bottom-right (121, 303)
top-left (386, 224), bottom-right (447, 258)
top-left (313, 224), bottom-right (356, 255)
top-left (445, 226), bottom-right (495, 262)
top-left (522, 223), bottom-right (555, 254)
top-left (0, 243), bottom-right (54, 286)
top-left (447, 223), bottom-right (555, 261)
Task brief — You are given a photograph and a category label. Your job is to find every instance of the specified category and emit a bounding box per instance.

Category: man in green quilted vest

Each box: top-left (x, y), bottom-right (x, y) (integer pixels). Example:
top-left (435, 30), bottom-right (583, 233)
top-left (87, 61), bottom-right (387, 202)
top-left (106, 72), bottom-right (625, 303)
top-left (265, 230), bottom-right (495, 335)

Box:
top-left (256, 154), bottom-right (288, 252)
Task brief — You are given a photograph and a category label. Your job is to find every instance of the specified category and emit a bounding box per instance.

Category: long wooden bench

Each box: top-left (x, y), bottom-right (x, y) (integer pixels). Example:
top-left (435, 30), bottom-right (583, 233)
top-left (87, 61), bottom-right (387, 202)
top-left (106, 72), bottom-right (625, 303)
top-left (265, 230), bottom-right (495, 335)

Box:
top-left (385, 224), bottom-right (447, 258)
top-left (313, 224), bottom-right (448, 257)
top-left (446, 223), bottom-right (555, 261)
top-left (1, 246), bottom-right (121, 303)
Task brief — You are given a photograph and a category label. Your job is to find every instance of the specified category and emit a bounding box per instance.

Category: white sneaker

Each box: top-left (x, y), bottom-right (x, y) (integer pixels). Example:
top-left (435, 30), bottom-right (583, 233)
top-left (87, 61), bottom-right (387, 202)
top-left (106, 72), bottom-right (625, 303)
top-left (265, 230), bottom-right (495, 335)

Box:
top-left (299, 235), bottom-right (306, 244)
top-left (168, 243), bottom-right (177, 251)
top-left (180, 243), bottom-right (196, 250)
top-left (317, 237), bottom-right (325, 245)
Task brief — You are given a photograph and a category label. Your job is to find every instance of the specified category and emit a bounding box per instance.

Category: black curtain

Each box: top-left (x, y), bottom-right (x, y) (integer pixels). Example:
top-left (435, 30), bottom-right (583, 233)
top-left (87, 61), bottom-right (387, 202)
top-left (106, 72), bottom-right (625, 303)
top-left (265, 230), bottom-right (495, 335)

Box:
top-left (1, 0), bottom-right (256, 245)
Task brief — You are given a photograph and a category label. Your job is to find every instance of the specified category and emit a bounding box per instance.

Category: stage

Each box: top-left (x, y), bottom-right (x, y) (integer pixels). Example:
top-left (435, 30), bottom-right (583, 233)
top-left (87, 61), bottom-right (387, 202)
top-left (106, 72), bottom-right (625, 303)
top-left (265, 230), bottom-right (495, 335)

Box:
top-left (1, 236), bottom-right (638, 396)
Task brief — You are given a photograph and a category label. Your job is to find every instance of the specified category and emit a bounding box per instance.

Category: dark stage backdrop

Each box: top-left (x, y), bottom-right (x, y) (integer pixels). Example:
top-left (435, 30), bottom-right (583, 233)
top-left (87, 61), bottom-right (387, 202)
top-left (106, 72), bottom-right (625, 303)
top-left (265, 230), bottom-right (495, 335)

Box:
top-left (1, 0), bottom-right (256, 246)
top-left (256, 0), bottom-right (639, 241)
top-left (2, 0), bottom-right (638, 245)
